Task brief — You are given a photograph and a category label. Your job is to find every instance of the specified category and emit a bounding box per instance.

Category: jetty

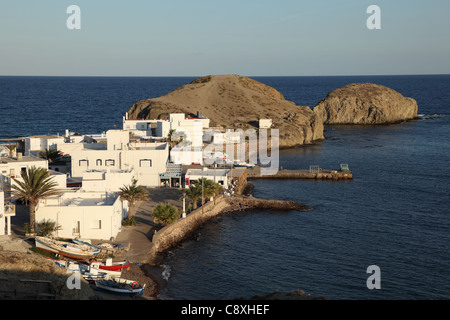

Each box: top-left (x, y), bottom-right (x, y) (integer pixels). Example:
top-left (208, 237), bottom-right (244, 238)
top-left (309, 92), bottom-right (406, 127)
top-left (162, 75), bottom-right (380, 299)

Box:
top-left (247, 165), bottom-right (353, 181)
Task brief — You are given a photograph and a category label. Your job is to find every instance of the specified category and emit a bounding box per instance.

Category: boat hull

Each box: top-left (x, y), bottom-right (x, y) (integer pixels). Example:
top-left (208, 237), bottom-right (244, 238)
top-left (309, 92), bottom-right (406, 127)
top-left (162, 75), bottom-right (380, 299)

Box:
top-left (35, 237), bottom-right (100, 260)
top-left (95, 279), bottom-right (145, 296)
top-left (95, 261), bottom-right (130, 271)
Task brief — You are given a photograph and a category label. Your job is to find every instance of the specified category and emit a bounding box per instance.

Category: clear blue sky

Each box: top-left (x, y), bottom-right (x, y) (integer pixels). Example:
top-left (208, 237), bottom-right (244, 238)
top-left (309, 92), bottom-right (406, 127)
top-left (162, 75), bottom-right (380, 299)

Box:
top-left (1, 0), bottom-right (449, 76)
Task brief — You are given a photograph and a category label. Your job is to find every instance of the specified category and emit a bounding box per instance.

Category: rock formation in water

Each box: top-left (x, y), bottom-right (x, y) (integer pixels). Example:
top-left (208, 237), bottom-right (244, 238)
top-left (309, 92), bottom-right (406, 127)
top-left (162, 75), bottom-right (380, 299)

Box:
top-left (126, 75), bottom-right (324, 148)
top-left (313, 83), bottom-right (418, 125)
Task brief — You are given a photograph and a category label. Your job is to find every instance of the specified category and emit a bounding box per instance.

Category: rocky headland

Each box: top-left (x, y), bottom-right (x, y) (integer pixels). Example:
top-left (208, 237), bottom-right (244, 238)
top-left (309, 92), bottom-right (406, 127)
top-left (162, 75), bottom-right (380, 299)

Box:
top-left (127, 74), bottom-right (324, 148)
top-left (313, 83), bottom-right (418, 125)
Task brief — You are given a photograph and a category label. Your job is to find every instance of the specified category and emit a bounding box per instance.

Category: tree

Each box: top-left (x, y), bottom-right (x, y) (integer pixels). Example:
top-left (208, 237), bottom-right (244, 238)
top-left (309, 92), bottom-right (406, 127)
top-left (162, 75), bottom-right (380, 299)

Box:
top-left (184, 183), bottom-right (202, 210)
top-left (153, 204), bottom-right (180, 226)
top-left (5, 143), bottom-right (18, 158)
top-left (10, 166), bottom-right (62, 233)
top-left (38, 148), bottom-right (63, 163)
top-left (36, 219), bottom-right (61, 236)
top-left (191, 178), bottom-right (223, 205)
top-left (118, 178), bottom-right (148, 220)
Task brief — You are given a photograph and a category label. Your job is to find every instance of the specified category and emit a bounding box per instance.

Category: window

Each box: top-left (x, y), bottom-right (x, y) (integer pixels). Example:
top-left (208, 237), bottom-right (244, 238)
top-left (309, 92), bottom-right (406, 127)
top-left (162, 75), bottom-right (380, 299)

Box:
top-left (72, 221), bottom-right (80, 234)
top-left (96, 159), bottom-right (102, 166)
top-left (139, 159), bottom-right (152, 167)
top-left (105, 159), bottom-right (115, 167)
top-left (79, 160), bottom-right (89, 167)
top-left (90, 220), bottom-right (102, 229)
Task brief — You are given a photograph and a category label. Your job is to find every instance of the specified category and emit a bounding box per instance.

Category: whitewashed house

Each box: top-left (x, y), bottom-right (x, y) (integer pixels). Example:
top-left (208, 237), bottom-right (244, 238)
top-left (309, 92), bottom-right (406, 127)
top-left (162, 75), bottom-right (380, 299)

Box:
top-left (184, 167), bottom-right (231, 189)
top-left (35, 191), bottom-right (127, 240)
top-left (0, 154), bottom-right (49, 190)
top-left (123, 112), bottom-right (210, 140)
top-left (70, 130), bottom-right (169, 187)
top-left (81, 168), bottom-right (136, 193)
top-left (24, 135), bottom-right (65, 157)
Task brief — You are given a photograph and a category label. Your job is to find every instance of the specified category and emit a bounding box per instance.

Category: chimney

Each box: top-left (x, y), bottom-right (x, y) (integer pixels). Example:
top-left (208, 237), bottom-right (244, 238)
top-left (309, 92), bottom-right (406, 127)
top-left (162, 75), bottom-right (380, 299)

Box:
top-left (17, 152), bottom-right (22, 161)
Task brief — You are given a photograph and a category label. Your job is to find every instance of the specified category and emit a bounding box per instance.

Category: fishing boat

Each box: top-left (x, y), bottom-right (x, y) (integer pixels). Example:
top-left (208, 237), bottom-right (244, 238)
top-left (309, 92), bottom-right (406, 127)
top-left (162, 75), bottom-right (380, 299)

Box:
top-left (90, 258), bottom-right (130, 271)
top-left (35, 236), bottom-right (100, 260)
top-left (95, 278), bottom-right (145, 296)
top-left (52, 260), bottom-right (112, 283)
top-left (72, 238), bottom-right (100, 250)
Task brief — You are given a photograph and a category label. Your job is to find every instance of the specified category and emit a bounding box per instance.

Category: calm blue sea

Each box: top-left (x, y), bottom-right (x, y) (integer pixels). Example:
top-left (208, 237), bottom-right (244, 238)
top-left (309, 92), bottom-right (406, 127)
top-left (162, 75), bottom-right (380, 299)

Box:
top-left (1, 75), bottom-right (449, 300)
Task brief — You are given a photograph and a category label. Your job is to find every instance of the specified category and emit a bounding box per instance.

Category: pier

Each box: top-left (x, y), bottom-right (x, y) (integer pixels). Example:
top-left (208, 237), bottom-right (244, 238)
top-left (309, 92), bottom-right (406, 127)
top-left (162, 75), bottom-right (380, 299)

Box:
top-left (247, 165), bottom-right (353, 181)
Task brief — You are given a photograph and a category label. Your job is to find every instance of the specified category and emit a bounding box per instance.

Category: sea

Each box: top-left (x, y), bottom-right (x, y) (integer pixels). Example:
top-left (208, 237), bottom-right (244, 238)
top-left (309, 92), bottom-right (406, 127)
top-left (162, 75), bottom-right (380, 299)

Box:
top-left (0, 75), bottom-right (449, 300)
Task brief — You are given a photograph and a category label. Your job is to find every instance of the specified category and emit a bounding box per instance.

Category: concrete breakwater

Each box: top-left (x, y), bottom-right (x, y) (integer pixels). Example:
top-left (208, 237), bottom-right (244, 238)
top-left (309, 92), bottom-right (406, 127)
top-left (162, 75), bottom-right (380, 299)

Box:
top-left (247, 167), bottom-right (353, 180)
top-left (148, 195), bottom-right (310, 262)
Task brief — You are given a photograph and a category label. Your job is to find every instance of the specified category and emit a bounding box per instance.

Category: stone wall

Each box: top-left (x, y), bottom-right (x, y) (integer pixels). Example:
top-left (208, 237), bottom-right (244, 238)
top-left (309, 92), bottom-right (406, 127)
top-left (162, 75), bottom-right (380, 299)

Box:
top-left (149, 195), bottom-right (310, 259)
top-left (151, 195), bottom-right (227, 255)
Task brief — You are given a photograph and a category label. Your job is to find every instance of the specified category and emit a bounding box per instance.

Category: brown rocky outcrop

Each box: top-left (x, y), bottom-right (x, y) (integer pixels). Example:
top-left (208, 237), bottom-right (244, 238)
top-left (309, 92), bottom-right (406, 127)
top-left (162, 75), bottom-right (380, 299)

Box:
top-left (126, 75), bottom-right (324, 148)
top-left (313, 83), bottom-right (418, 124)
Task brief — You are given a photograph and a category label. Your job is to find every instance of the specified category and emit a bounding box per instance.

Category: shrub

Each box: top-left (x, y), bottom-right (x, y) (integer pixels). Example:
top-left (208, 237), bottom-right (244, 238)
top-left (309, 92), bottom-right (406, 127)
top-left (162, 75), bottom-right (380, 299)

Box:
top-left (153, 204), bottom-right (180, 226)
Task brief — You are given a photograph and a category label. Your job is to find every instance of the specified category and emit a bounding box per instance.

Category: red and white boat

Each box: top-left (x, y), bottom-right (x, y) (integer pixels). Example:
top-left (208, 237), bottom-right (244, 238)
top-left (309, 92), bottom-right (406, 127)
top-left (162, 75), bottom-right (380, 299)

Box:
top-left (91, 258), bottom-right (130, 272)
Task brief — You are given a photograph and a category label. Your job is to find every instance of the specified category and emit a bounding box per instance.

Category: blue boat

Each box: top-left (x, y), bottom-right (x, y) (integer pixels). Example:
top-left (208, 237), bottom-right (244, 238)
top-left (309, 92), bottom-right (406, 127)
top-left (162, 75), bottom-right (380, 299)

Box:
top-left (95, 278), bottom-right (145, 296)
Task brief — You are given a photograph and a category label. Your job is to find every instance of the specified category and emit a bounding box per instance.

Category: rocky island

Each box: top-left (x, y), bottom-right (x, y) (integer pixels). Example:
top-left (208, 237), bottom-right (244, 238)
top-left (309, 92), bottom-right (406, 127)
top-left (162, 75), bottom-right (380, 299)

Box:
top-left (127, 74), bottom-right (324, 148)
top-left (313, 83), bottom-right (418, 125)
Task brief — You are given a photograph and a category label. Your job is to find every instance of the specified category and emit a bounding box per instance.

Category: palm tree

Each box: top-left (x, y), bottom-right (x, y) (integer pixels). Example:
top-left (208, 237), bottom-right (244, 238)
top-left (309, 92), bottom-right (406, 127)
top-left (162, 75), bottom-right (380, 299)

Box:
top-left (38, 148), bottom-right (63, 163)
top-left (10, 166), bottom-right (62, 233)
top-left (118, 178), bottom-right (148, 220)
top-left (184, 184), bottom-right (202, 210)
top-left (191, 178), bottom-right (222, 205)
top-left (5, 143), bottom-right (18, 158)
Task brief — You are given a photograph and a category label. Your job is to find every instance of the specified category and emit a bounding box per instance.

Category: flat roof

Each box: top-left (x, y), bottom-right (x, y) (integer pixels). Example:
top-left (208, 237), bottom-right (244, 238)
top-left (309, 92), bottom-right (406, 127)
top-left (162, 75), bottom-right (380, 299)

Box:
top-left (0, 155), bottom-right (47, 163)
top-left (51, 193), bottom-right (118, 207)
top-left (186, 168), bottom-right (230, 177)
top-left (24, 135), bottom-right (63, 139)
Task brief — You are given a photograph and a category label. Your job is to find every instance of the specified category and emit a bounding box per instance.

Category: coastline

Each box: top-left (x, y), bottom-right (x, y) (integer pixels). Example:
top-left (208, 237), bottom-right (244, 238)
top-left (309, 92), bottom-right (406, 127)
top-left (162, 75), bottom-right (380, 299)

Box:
top-left (109, 187), bottom-right (311, 300)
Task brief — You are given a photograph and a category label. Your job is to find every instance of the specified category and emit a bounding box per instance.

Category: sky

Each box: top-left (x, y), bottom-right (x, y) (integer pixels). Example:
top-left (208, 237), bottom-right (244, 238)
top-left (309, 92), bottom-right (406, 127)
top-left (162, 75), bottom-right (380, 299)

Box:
top-left (0, 0), bottom-right (449, 76)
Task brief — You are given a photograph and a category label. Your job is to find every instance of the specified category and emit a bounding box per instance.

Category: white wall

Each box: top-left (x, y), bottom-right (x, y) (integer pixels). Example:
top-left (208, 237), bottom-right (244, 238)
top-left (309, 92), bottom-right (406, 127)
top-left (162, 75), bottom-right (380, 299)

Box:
top-left (70, 143), bottom-right (169, 187)
top-left (185, 168), bottom-right (230, 188)
top-left (81, 169), bottom-right (136, 192)
top-left (25, 136), bottom-right (65, 155)
top-left (36, 192), bottom-right (126, 240)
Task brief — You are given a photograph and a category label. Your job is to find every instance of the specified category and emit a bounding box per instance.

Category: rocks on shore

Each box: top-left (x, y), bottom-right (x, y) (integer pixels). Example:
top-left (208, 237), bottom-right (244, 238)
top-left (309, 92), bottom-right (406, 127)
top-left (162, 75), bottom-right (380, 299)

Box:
top-left (313, 83), bottom-right (418, 124)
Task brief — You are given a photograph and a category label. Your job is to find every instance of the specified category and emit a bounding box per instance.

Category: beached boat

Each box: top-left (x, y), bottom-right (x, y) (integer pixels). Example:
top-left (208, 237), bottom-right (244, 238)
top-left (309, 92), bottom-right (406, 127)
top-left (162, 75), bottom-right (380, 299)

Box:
top-left (52, 259), bottom-right (112, 282)
top-left (90, 258), bottom-right (130, 271)
top-left (72, 238), bottom-right (100, 250)
top-left (95, 278), bottom-right (145, 296)
top-left (35, 236), bottom-right (100, 260)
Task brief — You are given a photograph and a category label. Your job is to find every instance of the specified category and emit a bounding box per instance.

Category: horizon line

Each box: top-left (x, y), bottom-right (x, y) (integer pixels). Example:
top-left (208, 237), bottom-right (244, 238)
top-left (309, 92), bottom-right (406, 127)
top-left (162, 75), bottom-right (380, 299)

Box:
top-left (1, 73), bottom-right (450, 78)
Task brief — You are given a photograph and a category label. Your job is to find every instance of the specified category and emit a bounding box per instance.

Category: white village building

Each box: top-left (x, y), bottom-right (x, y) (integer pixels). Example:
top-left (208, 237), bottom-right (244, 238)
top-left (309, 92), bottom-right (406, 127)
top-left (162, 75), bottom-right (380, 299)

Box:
top-left (70, 130), bottom-right (169, 188)
top-left (123, 113), bottom-right (208, 165)
top-left (35, 191), bottom-right (126, 240)
top-left (184, 167), bottom-right (231, 189)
